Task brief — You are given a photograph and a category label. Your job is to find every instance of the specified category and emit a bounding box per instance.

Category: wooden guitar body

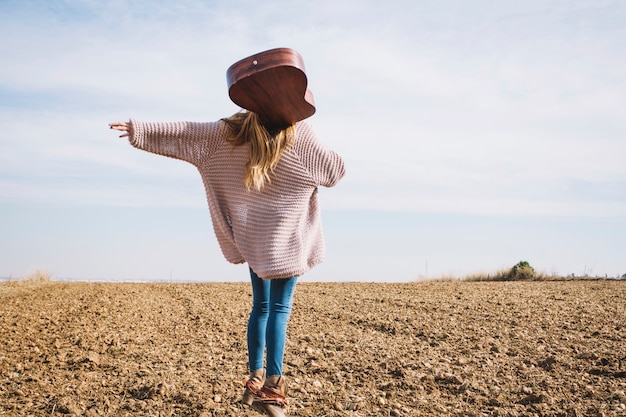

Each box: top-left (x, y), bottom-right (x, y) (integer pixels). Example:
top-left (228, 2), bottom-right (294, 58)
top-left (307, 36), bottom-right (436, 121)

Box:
top-left (226, 48), bottom-right (315, 129)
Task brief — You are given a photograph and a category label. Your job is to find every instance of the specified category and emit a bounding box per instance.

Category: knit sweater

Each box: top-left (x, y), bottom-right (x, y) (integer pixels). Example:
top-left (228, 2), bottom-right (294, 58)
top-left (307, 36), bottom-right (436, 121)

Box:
top-left (128, 119), bottom-right (345, 279)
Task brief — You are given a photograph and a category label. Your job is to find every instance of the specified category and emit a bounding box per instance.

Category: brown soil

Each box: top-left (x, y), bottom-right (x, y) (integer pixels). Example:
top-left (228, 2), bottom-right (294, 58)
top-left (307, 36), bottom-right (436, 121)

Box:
top-left (1, 280), bottom-right (625, 416)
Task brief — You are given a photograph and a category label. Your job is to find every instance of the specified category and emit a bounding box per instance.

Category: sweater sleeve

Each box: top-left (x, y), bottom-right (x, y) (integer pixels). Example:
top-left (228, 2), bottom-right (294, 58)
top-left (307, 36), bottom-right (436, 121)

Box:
top-left (128, 119), bottom-right (223, 166)
top-left (295, 122), bottom-right (346, 187)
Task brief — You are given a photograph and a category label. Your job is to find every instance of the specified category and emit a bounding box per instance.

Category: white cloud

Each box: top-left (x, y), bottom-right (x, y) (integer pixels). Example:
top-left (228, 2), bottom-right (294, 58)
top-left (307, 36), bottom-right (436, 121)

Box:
top-left (1, 0), bottom-right (625, 218)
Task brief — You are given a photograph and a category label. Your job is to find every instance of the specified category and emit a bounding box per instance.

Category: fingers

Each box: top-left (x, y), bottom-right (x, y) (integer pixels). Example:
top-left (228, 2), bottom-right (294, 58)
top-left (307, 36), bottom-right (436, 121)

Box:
top-left (109, 122), bottom-right (130, 138)
top-left (109, 122), bottom-right (129, 130)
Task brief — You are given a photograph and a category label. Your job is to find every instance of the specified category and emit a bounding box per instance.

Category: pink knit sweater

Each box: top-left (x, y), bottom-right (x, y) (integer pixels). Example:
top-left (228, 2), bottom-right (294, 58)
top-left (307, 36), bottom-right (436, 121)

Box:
top-left (128, 119), bottom-right (345, 279)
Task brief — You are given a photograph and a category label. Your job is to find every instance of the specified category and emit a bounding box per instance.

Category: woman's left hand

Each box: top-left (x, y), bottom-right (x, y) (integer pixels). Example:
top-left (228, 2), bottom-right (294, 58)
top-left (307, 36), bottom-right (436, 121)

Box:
top-left (109, 122), bottom-right (130, 138)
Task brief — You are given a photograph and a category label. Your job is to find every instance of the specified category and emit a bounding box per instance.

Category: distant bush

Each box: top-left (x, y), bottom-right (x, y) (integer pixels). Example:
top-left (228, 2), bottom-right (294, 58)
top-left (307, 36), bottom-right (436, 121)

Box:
top-left (462, 261), bottom-right (539, 282)
top-left (506, 261), bottom-right (536, 281)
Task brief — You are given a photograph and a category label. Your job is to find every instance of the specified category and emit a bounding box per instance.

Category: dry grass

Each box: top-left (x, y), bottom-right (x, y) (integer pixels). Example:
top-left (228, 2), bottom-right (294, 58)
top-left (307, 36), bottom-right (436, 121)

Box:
top-left (23, 270), bottom-right (51, 282)
top-left (2, 270), bottom-right (51, 284)
top-left (462, 269), bottom-right (552, 282)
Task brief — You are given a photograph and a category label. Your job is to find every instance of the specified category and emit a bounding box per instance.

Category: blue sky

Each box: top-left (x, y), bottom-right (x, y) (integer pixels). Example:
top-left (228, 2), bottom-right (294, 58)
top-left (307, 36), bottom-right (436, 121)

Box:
top-left (1, 0), bottom-right (625, 282)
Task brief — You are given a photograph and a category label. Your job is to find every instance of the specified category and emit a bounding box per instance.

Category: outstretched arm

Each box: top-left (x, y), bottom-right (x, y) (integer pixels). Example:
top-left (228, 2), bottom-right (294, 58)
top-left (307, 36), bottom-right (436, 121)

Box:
top-left (109, 122), bottom-right (130, 138)
top-left (108, 119), bottom-right (223, 166)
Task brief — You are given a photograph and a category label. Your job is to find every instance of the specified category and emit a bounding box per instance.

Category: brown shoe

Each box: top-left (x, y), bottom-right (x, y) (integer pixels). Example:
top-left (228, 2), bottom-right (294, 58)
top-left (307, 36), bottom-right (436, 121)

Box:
top-left (241, 369), bottom-right (265, 406)
top-left (253, 375), bottom-right (288, 417)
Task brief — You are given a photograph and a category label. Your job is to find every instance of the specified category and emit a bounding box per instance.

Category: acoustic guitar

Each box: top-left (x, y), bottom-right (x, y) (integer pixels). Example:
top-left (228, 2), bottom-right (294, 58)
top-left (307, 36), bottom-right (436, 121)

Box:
top-left (226, 48), bottom-right (316, 129)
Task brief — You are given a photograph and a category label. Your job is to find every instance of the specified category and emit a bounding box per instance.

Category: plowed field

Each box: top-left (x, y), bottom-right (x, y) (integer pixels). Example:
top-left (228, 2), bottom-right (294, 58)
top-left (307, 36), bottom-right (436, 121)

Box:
top-left (1, 280), bottom-right (624, 416)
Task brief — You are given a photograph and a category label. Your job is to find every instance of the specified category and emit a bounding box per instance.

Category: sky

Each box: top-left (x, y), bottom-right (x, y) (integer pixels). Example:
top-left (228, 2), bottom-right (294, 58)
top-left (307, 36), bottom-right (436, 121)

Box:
top-left (1, 0), bottom-right (625, 282)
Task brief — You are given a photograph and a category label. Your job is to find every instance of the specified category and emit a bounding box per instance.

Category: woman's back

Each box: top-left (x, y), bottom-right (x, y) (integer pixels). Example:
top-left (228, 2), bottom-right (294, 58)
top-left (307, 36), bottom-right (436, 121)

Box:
top-left (128, 117), bottom-right (345, 279)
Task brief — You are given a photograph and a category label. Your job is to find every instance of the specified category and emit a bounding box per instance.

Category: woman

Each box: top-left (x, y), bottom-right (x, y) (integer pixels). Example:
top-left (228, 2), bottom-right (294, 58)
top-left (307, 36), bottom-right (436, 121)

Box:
top-left (109, 107), bottom-right (345, 416)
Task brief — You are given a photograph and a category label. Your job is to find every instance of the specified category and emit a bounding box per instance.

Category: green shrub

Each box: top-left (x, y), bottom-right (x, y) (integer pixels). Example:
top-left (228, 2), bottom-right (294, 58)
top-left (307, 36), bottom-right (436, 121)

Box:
top-left (507, 261), bottom-right (536, 281)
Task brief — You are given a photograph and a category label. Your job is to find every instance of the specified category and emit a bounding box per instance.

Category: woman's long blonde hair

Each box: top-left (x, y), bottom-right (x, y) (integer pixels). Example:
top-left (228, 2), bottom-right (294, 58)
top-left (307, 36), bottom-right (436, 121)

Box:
top-left (222, 111), bottom-right (296, 191)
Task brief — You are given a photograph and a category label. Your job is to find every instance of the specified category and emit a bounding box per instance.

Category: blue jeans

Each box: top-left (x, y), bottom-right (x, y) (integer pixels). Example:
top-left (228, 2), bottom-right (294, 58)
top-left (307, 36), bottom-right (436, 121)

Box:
top-left (247, 268), bottom-right (297, 377)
